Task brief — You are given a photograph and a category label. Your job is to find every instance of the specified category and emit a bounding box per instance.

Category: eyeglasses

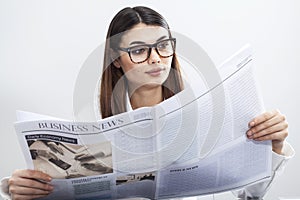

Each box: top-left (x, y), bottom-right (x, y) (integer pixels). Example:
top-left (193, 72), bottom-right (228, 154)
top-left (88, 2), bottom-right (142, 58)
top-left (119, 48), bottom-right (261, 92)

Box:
top-left (118, 38), bottom-right (176, 64)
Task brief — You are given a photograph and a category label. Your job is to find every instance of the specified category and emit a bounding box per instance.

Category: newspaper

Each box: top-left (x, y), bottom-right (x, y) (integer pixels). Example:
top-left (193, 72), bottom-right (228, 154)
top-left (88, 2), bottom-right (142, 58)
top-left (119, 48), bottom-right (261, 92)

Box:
top-left (14, 45), bottom-right (272, 200)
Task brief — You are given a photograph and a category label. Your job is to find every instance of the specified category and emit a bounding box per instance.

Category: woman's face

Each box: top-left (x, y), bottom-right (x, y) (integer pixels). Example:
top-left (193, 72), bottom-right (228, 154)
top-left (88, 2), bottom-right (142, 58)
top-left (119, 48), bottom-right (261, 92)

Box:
top-left (115, 23), bottom-right (173, 90)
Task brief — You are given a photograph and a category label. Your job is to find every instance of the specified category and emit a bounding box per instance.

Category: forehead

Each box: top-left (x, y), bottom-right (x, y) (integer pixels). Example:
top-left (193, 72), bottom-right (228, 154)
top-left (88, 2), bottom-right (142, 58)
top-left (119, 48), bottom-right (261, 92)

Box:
top-left (120, 24), bottom-right (169, 46)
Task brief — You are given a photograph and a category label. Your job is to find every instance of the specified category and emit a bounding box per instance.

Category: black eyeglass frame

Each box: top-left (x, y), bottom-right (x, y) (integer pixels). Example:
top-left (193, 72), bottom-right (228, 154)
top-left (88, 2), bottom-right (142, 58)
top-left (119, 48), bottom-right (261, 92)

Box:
top-left (117, 38), bottom-right (176, 64)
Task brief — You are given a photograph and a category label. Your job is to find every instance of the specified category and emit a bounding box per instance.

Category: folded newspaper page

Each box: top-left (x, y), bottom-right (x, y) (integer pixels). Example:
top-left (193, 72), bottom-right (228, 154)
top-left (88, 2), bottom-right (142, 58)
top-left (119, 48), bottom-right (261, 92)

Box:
top-left (14, 45), bottom-right (272, 199)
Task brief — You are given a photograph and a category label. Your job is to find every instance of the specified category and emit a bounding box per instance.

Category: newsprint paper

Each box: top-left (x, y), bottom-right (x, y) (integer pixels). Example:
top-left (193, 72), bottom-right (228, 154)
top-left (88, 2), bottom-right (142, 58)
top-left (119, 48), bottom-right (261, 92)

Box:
top-left (14, 45), bottom-right (272, 200)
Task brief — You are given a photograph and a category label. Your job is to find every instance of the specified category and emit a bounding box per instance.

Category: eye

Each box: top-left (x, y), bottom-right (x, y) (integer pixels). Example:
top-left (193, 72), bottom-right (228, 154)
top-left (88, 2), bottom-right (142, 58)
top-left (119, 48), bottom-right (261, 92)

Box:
top-left (157, 41), bottom-right (170, 50)
top-left (130, 47), bottom-right (147, 55)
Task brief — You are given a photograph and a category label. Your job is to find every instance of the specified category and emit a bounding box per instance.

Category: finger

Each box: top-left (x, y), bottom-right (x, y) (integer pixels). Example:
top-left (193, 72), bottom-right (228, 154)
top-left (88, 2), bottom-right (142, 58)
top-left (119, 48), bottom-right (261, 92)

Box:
top-left (248, 122), bottom-right (288, 139)
top-left (9, 183), bottom-right (53, 195)
top-left (248, 110), bottom-right (279, 127)
top-left (252, 130), bottom-right (288, 142)
top-left (13, 169), bottom-right (52, 182)
top-left (9, 176), bottom-right (53, 191)
top-left (11, 193), bottom-right (49, 200)
top-left (247, 114), bottom-right (287, 136)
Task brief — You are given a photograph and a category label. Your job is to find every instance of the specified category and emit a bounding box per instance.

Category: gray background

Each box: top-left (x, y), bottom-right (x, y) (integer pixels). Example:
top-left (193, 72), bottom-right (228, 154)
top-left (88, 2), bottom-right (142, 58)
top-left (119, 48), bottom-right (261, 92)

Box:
top-left (0, 0), bottom-right (299, 199)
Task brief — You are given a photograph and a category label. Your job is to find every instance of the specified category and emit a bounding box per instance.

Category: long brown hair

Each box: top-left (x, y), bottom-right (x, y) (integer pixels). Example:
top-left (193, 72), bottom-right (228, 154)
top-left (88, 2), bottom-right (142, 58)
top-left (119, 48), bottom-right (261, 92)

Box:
top-left (100, 6), bottom-right (184, 118)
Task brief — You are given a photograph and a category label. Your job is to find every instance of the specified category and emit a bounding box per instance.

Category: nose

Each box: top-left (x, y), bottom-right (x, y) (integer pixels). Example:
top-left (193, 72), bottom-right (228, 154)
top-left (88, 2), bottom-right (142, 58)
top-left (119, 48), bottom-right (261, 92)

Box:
top-left (148, 47), bottom-right (161, 64)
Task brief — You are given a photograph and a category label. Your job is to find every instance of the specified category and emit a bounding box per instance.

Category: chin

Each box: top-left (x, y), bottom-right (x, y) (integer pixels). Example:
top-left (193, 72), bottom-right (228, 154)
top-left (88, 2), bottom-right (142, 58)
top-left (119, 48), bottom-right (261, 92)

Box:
top-left (134, 81), bottom-right (165, 90)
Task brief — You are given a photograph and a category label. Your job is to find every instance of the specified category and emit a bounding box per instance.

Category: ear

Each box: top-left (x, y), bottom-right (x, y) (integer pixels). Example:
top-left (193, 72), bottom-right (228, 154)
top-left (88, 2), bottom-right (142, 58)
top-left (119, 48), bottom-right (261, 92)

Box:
top-left (110, 48), bottom-right (121, 68)
top-left (113, 60), bottom-right (121, 68)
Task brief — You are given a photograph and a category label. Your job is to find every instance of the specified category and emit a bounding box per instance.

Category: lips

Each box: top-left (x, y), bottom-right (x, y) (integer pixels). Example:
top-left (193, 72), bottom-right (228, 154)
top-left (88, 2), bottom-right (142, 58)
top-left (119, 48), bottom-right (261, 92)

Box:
top-left (145, 67), bottom-right (165, 76)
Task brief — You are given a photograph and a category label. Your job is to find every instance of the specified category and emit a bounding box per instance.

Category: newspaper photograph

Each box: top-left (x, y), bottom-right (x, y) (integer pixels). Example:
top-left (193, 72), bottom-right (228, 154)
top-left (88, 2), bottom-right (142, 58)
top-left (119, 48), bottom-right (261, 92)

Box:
top-left (27, 139), bottom-right (113, 179)
top-left (13, 45), bottom-right (272, 199)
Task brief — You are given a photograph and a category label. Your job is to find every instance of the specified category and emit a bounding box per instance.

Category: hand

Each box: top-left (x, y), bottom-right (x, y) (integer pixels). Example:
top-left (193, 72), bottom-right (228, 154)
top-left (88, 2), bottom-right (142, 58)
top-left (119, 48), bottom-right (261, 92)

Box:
top-left (8, 169), bottom-right (53, 200)
top-left (246, 109), bottom-right (288, 154)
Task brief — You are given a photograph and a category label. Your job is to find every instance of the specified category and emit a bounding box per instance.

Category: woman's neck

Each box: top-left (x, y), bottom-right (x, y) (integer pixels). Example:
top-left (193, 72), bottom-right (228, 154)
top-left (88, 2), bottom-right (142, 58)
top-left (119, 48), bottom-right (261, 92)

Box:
top-left (129, 85), bottom-right (163, 110)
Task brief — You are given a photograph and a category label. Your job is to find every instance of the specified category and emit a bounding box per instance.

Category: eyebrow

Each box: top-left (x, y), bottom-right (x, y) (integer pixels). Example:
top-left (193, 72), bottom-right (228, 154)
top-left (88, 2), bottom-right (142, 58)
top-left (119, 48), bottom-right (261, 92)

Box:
top-left (129, 36), bottom-right (168, 46)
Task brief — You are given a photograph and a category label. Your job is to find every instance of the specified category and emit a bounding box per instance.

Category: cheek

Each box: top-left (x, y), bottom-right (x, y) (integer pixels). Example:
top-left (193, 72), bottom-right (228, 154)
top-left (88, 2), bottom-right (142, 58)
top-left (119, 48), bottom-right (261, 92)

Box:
top-left (118, 55), bottom-right (134, 72)
top-left (118, 56), bottom-right (143, 79)
top-left (162, 56), bottom-right (173, 68)
top-left (117, 56), bottom-right (140, 78)
top-left (121, 63), bottom-right (142, 83)
top-left (123, 67), bottom-right (143, 84)
top-left (163, 58), bottom-right (172, 75)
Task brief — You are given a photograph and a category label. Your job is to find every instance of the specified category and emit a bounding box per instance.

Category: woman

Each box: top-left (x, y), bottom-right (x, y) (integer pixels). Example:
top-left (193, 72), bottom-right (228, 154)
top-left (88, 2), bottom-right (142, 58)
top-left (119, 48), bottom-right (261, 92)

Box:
top-left (1, 6), bottom-right (294, 200)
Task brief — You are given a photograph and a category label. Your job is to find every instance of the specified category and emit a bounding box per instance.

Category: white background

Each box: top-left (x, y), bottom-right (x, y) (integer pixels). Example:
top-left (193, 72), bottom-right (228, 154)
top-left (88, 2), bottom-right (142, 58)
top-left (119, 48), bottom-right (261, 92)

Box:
top-left (0, 0), bottom-right (299, 199)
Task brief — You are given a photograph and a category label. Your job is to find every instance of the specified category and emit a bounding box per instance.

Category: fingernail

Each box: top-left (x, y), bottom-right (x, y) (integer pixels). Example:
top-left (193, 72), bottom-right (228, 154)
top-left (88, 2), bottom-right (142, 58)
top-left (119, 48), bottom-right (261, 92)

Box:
top-left (247, 130), bottom-right (252, 136)
top-left (48, 185), bottom-right (54, 190)
top-left (250, 121), bottom-right (255, 127)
